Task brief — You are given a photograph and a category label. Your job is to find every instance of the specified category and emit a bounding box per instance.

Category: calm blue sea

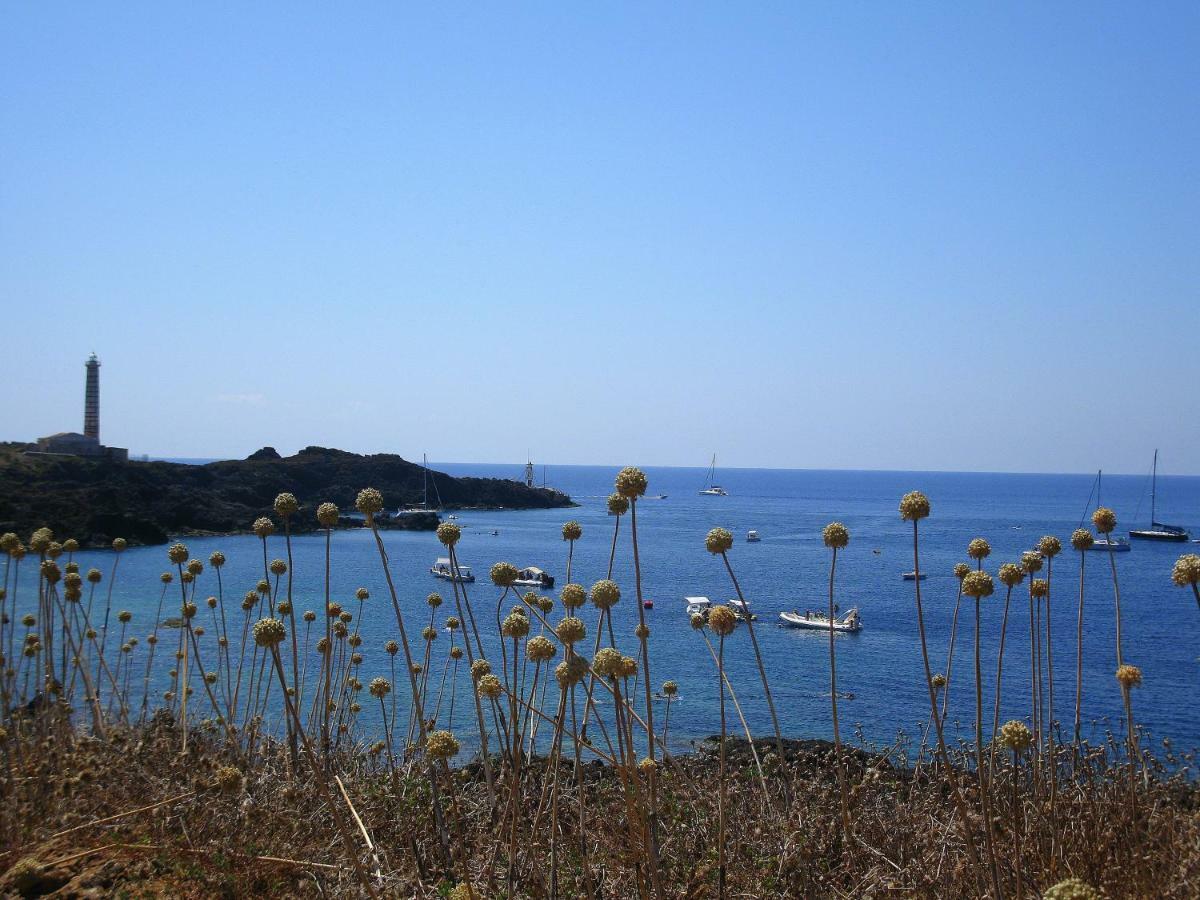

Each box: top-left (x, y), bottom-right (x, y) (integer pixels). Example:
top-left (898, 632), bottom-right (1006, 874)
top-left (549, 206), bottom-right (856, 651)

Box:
top-left (14, 464), bottom-right (1200, 755)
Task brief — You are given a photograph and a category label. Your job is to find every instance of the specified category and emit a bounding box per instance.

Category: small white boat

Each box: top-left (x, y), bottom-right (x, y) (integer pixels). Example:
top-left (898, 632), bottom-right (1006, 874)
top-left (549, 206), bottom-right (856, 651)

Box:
top-left (513, 566), bottom-right (555, 588)
top-left (685, 596), bottom-right (712, 619)
top-left (726, 599), bottom-right (757, 621)
top-left (780, 608), bottom-right (862, 633)
top-left (902, 572), bottom-right (927, 581)
top-left (431, 557), bottom-right (475, 583)
top-left (746, 530), bottom-right (761, 542)
top-left (1088, 538), bottom-right (1131, 553)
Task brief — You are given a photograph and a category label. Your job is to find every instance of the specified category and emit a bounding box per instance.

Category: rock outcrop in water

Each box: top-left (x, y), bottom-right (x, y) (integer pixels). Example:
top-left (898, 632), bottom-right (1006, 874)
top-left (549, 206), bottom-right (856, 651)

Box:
top-left (0, 443), bottom-right (572, 548)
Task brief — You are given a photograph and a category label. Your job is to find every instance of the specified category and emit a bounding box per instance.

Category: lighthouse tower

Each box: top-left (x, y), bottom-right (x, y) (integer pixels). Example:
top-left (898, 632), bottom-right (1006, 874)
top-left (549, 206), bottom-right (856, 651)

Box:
top-left (84, 353), bottom-right (100, 441)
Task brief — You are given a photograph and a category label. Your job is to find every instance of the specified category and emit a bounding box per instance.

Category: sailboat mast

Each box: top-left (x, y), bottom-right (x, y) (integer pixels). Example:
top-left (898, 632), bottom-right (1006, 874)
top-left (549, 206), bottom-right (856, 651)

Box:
top-left (1151, 449), bottom-right (1158, 524)
top-left (422, 453), bottom-right (429, 509)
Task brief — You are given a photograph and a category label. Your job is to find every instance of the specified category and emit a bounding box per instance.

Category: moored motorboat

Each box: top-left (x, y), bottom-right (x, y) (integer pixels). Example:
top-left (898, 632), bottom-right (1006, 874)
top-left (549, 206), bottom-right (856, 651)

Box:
top-left (1088, 537), bottom-right (1131, 553)
top-left (780, 608), bottom-right (862, 633)
top-left (513, 566), bottom-right (555, 588)
top-left (431, 557), bottom-right (475, 582)
top-left (643, 599), bottom-right (654, 609)
top-left (685, 596), bottom-right (712, 619)
top-left (726, 599), bottom-right (757, 621)
top-left (901, 572), bottom-right (927, 581)
top-left (746, 529), bottom-right (761, 542)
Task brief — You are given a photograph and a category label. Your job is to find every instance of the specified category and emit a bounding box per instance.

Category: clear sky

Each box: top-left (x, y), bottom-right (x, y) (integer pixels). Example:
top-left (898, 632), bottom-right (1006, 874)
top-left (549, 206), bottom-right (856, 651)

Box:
top-left (2, 4), bottom-right (1197, 474)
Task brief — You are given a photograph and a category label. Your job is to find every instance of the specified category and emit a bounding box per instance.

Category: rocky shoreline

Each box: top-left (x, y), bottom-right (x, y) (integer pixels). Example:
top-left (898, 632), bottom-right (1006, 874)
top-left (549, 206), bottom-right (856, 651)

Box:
top-left (0, 443), bottom-right (572, 548)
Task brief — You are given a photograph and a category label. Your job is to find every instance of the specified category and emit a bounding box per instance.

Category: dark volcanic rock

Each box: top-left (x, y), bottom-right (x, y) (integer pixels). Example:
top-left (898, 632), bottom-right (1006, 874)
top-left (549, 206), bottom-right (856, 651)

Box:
top-left (0, 443), bottom-right (572, 548)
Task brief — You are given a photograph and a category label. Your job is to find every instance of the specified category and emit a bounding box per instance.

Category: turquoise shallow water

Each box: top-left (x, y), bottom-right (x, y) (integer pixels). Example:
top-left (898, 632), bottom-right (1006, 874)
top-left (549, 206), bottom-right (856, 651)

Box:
top-left (9, 463), bottom-right (1199, 755)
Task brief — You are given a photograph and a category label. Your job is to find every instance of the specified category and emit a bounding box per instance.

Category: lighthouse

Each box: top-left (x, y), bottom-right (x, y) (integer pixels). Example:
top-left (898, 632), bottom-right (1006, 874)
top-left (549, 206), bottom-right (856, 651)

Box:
top-left (84, 353), bottom-right (100, 441)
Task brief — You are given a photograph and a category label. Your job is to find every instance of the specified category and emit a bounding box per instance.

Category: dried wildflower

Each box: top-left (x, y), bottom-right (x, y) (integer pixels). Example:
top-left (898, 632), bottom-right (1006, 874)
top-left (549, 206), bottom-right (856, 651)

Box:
top-left (471, 659), bottom-right (492, 680)
top-left (593, 647), bottom-right (624, 678)
top-left (1171, 553), bottom-right (1200, 587)
top-left (1030, 579), bottom-right (1049, 599)
top-left (962, 570), bottom-right (994, 599)
top-left (167, 542), bottom-right (189, 564)
top-left (1042, 877), bottom-right (1102, 900)
top-left (1066, 528), bottom-right (1094, 552)
top-left (607, 493), bottom-right (629, 516)
top-left (351, 651), bottom-right (363, 664)
top-left (477, 673), bottom-right (503, 699)
top-left (1115, 664), bottom-right (1142, 689)
top-left (635, 623), bottom-right (650, 639)
top-left (445, 616), bottom-right (460, 630)
top-left (252, 618), bottom-right (287, 648)
top-left (555, 654), bottom-right (588, 687)
top-left (274, 492), bottom-right (299, 517)
top-left (1092, 507), bottom-right (1117, 534)
top-left (425, 728), bottom-right (460, 760)
top-left (967, 538), bottom-right (991, 560)
top-left (690, 612), bottom-right (705, 630)
top-left (899, 491), bottom-right (931, 521)
top-left (491, 562), bottom-right (519, 587)
top-left (29, 527), bottom-right (53, 552)
top-left (339, 611), bottom-right (353, 624)
top-left (369, 677), bottom-right (391, 698)
top-left (63, 572), bottom-right (82, 589)
top-left (638, 757), bottom-right (657, 774)
top-left (562, 521), bottom-right (582, 541)
top-left (450, 646), bottom-right (463, 660)
top-left (203, 671), bottom-right (216, 682)
top-left (355, 487), bottom-right (385, 518)
top-left (275, 600), bottom-right (291, 615)
top-left (40, 560), bottom-right (61, 584)
top-left (327, 602), bottom-right (342, 617)
top-left (422, 626), bottom-right (438, 641)
top-left (421, 592), bottom-right (442, 611)
top-left (333, 621), bottom-right (348, 638)
top-left (117, 610), bottom-right (132, 623)
top-left (317, 502), bottom-right (340, 527)
top-left (615, 466), bottom-right (648, 499)
top-left (1021, 551), bottom-right (1044, 575)
top-left (112, 537), bottom-right (127, 552)
top-left (1000, 720), bottom-right (1032, 753)
top-left (1039, 535), bottom-right (1063, 558)
top-left (45, 541), bottom-right (63, 559)
top-left (436, 522), bottom-right (461, 546)
top-left (315, 637), bottom-right (329, 654)
top-left (501, 611), bottom-right (530, 639)
top-left (64, 561), bottom-right (79, 574)
top-left (303, 610), bottom-right (316, 622)
top-left (560, 583), bottom-right (586, 609)
top-left (663, 681), bottom-right (678, 697)
top-left (161, 572), bottom-right (173, 584)
top-left (181, 602), bottom-right (197, 619)
top-left (269, 559), bottom-right (287, 576)
top-left (932, 673), bottom-right (947, 689)
top-left (556, 616), bottom-right (586, 645)
top-left (187, 558), bottom-right (203, 576)
top-left (385, 640), bottom-right (399, 656)
top-left (998, 563), bottom-right (1023, 587)
top-left (208, 550), bottom-right (225, 568)
top-left (180, 572), bottom-right (194, 584)
top-left (823, 522), bottom-right (850, 549)
top-left (706, 527), bottom-right (734, 554)
top-left (619, 655), bottom-right (638, 678)
top-left (708, 605), bottom-right (737, 636)
top-left (526, 635), bottom-right (557, 662)
top-left (590, 579), bottom-right (621, 610)
top-left (0, 533), bottom-right (17, 552)
top-left (21, 613), bottom-right (35, 627)
top-left (252, 517), bottom-right (275, 538)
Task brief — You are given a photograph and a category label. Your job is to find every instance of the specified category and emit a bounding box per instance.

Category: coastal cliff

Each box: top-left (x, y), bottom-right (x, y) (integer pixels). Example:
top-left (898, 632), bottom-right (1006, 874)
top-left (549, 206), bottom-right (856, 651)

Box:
top-left (0, 443), bottom-right (571, 547)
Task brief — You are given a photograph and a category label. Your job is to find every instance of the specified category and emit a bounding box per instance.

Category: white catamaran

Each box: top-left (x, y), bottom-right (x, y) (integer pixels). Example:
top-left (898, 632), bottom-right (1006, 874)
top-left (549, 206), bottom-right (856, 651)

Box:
top-left (699, 454), bottom-right (728, 496)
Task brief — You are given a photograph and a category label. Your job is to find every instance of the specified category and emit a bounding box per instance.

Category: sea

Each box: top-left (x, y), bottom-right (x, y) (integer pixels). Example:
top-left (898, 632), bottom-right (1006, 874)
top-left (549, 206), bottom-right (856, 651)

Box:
top-left (14, 463), bottom-right (1200, 756)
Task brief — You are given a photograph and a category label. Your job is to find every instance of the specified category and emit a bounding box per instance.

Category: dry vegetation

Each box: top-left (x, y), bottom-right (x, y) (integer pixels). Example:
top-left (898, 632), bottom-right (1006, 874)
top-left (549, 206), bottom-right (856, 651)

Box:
top-left (2, 473), bottom-right (1199, 898)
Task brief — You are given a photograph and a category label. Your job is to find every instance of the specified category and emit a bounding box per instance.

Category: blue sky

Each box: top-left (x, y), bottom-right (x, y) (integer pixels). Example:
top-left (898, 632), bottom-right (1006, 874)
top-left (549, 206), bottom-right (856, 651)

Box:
top-left (2, 4), bottom-right (1197, 473)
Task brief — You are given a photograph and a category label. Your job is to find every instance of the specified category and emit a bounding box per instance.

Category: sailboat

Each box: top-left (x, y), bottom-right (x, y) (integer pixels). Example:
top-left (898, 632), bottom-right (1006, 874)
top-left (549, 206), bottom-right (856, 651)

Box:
top-left (1129, 451), bottom-right (1190, 542)
top-left (699, 454), bottom-right (728, 496)
top-left (394, 454), bottom-right (440, 518)
top-left (1082, 470), bottom-right (1130, 552)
